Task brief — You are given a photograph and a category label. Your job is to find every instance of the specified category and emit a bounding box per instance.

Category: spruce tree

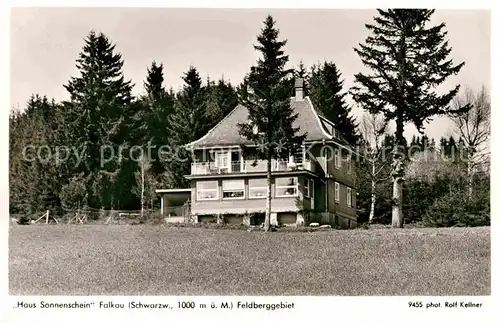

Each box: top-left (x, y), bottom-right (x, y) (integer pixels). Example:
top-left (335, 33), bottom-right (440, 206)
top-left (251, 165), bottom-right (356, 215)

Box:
top-left (63, 31), bottom-right (134, 209)
top-left (166, 66), bottom-right (207, 189)
top-left (447, 136), bottom-right (457, 158)
top-left (138, 61), bottom-right (175, 181)
top-left (9, 95), bottom-right (62, 215)
top-left (309, 61), bottom-right (359, 145)
top-left (238, 15), bottom-right (306, 232)
top-left (169, 66), bottom-right (207, 144)
top-left (439, 136), bottom-right (448, 155)
top-left (350, 9), bottom-right (468, 227)
top-left (205, 77), bottom-right (238, 129)
top-left (144, 61), bottom-right (166, 103)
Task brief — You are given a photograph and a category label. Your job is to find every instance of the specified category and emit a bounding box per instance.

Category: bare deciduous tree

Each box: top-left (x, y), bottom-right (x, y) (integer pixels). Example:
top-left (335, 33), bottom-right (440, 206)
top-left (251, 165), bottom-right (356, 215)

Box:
top-left (133, 153), bottom-right (155, 217)
top-left (450, 85), bottom-right (490, 200)
top-left (360, 112), bottom-right (391, 223)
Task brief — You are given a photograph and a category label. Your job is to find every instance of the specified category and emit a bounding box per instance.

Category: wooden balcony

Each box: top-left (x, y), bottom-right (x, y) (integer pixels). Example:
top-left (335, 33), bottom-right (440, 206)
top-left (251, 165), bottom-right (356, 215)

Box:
top-left (191, 159), bottom-right (314, 175)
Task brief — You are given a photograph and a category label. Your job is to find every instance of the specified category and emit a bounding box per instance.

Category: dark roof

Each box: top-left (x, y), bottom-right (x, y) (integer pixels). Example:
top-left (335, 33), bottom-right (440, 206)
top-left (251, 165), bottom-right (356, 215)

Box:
top-left (186, 96), bottom-right (334, 148)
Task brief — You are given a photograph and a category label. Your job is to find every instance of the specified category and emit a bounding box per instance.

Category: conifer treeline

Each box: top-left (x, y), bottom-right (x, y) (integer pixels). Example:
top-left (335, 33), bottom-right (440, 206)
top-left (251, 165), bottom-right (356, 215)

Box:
top-left (9, 15), bottom-right (490, 228)
top-left (9, 29), bottom-right (359, 215)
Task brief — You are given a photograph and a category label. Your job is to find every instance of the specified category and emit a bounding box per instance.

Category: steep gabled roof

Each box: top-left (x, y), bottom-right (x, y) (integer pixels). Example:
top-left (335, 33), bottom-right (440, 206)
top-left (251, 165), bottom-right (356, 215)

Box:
top-left (186, 96), bottom-right (333, 149)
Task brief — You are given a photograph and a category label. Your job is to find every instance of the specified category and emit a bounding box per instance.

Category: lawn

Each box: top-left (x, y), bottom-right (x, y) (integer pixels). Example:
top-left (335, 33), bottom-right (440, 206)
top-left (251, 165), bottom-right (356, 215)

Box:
top-left (9, 225), bottom-right (490, 295)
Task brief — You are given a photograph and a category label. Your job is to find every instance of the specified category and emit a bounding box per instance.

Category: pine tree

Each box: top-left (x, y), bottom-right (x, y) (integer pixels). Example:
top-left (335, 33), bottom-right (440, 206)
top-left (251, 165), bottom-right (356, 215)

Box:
top-left (309, 61), bottom-right (359, 145)
top-left (9, 95), bottom-right (64, 215)
top-left (350, 9), bottom-right (468, 228)
top-left (447, 136), bottom-right (457, 158)
top-left (169, 66), bottom-right (207, 144)
top-left (205, 77), bottom-right (238, 129)
top-left (421, 135), bottom-right (430, 151)
top-left (138, 61), bottom-right (175, 180)
top-left (439, 137), bottom-right (448, 155)
top-left (144, 61), bottom-right (166, 103)
top-left (429, 138), bottom-right (436, 151)
top-left (63, 31), bottom-right (134, 209)
top-left (166, 66), bottom-right (207, 189)
top-left (237, 15), bottom-right (306, 232)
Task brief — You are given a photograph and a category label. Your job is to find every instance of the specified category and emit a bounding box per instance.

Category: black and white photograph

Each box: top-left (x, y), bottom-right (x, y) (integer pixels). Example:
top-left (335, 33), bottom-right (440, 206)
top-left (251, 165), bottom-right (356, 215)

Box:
top-left (8, 6), bottom-right (491, 299)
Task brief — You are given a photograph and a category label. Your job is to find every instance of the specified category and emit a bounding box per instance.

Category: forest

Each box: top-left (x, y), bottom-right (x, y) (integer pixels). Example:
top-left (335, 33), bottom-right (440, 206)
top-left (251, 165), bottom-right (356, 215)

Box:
top-left (9, 10), bottom-right (490, 227)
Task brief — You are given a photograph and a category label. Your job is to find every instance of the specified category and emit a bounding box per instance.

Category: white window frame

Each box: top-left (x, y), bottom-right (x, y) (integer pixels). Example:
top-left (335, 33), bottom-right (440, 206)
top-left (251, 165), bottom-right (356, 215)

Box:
top-left (215, 151), bottom-right (229, 171)
top-left (347, 187), bottom-right (352, 207)
top-left (334, 148), bottom-right (341, 169)
top-left (310, 179), bottom-right (315, 209)
top-left (248, 179), bottom-right (268, 199)
top-left (222, 180), bottom-right (245, 200)
top-left (304, 178), bottom-right (310, 198)
top-left (334, 182), bottom-right (340, 203)
top-left (275, 177), bottom-right (299, 198)
top-left (196, 181), bottom-right (219, 201)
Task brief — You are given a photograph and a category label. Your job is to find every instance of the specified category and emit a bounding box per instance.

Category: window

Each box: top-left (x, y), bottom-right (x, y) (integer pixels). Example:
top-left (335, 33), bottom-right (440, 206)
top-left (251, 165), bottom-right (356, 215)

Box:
top-left (334, 149), bottom-right (341, 169)
top-left (197, 181), bottom-right (218, 200)
top-left (304, 179), bottom-right (310, 198)
top-left (310, 179), bottom-right (315, 208)
top-left (275, 177), bottom-right (298, 197)
top-left (334, 182), bottom-right (340, 203)
top-left (347, 157), bottom-right (352, 174)
top-left (347, 187), bottom-right (352, 207)
top-left (222, 180), bottom-right (244, 199)
top-left (215, 152), bottom-right (229, 169)
top-left (249, 178), bottom-right (268, 199)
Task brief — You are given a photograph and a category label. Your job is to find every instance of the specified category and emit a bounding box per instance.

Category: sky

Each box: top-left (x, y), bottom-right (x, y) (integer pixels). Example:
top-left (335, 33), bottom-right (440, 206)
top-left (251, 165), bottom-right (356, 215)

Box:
top-left (10, 8), bottom-right (491, 141)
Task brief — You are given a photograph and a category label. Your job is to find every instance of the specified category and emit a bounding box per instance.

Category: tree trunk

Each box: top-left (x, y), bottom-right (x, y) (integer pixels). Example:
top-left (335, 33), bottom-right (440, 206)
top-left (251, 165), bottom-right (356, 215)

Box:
top-left (467, 156), bottom-right (473, 202)
top-left (392, 177), bottom-right (404, 228)
top-left (391, 120), bottom-right (405, 228)
top-left (140, 157), bottom-right (145, 218)
top-left (369, 161), bottom-right (376, 223)
top-left (264, 157), bottom-right (272, 232)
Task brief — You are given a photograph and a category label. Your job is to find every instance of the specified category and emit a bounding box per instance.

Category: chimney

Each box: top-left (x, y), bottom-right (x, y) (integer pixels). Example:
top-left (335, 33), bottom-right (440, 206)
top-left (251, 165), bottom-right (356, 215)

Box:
top-left (294, 78), bottom-right (304, 101)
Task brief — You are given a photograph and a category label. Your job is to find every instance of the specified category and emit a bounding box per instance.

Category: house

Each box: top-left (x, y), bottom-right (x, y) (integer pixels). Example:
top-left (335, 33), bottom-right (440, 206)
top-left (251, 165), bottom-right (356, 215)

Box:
top-left (157, 78), bottom-right (358, 228)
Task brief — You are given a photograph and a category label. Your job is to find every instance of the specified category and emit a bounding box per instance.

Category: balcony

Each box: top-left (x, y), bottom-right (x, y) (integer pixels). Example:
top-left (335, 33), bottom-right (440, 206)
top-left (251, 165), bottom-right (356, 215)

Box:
top-left (191, 159), bottom-right (315, 175)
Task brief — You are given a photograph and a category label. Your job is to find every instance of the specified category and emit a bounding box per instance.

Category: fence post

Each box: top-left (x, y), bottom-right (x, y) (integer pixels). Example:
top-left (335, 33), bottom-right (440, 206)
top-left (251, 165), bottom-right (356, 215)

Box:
top-left (45, 210), bottom-right (49, 224)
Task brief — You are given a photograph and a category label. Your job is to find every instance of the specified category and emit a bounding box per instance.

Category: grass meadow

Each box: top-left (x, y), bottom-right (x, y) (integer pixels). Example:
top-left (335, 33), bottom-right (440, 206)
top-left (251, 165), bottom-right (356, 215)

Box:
top-left (9, 225), bottom-right (490, 295)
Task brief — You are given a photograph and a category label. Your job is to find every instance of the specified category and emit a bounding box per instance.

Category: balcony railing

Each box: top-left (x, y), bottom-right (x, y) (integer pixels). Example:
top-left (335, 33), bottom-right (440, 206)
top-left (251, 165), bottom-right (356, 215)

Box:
top-left (191, 159), bottom-right (314, 175)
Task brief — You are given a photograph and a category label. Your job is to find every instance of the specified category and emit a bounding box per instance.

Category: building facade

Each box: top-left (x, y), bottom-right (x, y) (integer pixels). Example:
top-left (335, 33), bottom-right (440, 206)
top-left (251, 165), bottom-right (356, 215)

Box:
top-left (158, 80), bottom-right (358, 228)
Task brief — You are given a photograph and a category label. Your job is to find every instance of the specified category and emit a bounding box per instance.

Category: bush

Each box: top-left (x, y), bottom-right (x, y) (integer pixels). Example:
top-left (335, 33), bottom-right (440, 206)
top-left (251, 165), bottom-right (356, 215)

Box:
top-left (60, 174), bottom-right (88, 210)
top-left (18, 215), bottom-right (31, 225)
top-left (423, 190), bottom-right (490, 227)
